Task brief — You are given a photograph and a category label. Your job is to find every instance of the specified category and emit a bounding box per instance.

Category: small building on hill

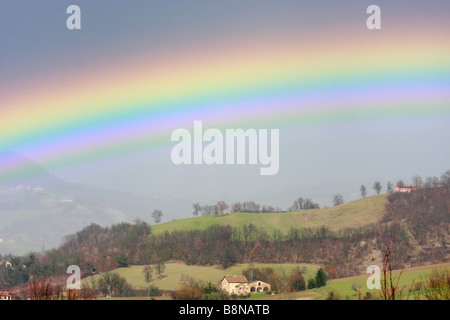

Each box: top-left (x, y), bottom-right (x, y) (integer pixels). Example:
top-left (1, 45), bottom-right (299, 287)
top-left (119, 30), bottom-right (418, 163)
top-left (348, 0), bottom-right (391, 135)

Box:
top-left (248, 280), bottom-right (271, 293)
top-left (221, 275), bottom-right (249, 295)
top-left (396, 184), bottom-right (419, 193)
top-left (221, 275), bottom-right (271, 295)
top-left (0, 291), bottom-right (12, 300)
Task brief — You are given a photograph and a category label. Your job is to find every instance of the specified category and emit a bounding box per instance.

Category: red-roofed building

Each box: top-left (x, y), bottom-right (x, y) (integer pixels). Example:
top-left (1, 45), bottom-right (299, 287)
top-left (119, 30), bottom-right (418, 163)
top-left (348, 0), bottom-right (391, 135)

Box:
top-left (221, 275), bottom-right (249, 295)
top-left (396, 184), bottom-right (419, 193)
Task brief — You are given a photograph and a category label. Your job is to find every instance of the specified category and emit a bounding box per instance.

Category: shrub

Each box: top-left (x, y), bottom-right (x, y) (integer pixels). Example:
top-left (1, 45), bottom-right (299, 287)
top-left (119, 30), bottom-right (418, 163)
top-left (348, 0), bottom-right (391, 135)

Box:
top-left (307, 278), bottom-right (316, 289)
top-left (422, 268), bottom-right (450, 300)
top-left (173, 284), bottom-right (204, 300)
top-left (287, 269), bottom-right (306, 292)
top-left (326, 290), bottom-right (341, 300)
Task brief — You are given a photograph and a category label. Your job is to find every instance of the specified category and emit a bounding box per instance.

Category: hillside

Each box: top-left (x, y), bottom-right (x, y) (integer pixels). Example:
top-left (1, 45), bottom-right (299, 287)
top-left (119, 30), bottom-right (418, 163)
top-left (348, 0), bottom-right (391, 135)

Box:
top-left (256, 262), bottom-right (450, 300)
top-left (80, 261), bottom-right (450, 300)
top-left (0, 151), bottom-right (190, 255)
top-left (1, 187), bottom-right (448, 292)
top-left (0, 185), bottom-right (154, 254)
top-left (151, 194), bottom-right (388, 236)
top-left (83, 262), bottom-right (321, 292)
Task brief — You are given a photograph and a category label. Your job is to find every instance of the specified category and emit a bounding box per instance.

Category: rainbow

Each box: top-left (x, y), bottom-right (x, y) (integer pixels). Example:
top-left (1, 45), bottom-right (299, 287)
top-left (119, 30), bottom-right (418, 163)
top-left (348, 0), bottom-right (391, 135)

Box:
top-left (1, 29), bottom-right (450, 183)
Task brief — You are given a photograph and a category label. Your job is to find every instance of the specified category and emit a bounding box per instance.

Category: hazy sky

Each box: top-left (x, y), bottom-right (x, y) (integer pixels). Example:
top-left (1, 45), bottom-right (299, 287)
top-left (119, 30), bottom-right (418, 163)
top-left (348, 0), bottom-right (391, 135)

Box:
top-left (1, 1), bottom-right (449, 217)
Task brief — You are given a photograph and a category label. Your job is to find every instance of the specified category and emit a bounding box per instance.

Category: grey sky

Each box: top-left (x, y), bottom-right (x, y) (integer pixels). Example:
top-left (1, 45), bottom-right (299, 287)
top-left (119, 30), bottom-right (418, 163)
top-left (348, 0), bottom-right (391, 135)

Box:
top-left (1, 1), bottom-right (449, 220)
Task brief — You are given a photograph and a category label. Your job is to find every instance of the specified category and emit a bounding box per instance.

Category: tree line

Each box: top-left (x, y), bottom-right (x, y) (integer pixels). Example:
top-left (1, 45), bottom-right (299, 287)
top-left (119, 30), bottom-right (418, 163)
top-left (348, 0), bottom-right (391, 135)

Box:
top-left (0, 220), bottom-right (415, 288)
top-left (192, 201), bottom-right (284, 216)
top-left (359, 169), bottom-right (450, 199)
top-left (192, 197), bottom-right (321, 216)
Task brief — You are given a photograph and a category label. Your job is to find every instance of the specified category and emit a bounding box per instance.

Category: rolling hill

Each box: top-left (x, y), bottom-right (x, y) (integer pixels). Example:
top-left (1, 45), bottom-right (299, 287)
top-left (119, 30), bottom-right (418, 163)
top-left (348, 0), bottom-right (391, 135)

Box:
top-left (82, 261), bottom-right (450, 299)
top-left (151, 194), bottom-right (388, 236)
top-left (2, 186), bottom-right (448, 297)
top-left (83, 262), bottom-right (321, 292)
top-left (0, 151), bottom-right (191, 255)
top-left (256, 262), bottom-right (450, 300)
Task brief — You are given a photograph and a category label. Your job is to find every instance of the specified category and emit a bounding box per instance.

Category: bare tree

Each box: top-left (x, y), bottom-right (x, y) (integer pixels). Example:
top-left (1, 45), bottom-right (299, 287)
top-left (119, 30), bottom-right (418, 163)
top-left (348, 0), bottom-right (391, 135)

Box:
top-left (143, 265), bottom-right (154, 283)
top-left (386, 181), bottom-right (394, 194)
top-left (373, 181), bottom-right (382, 194)
top-left (441, 170), bottom-right (450, 187)
top-left (143, 265), bottom-right (154, 296)
top-left (28, 276), bottom-right (62, 300)
top-left (155, 261), bottom-right (166, 280)
top-left (192, 203), bottom-right (202, 216)
top-left (381, 238), bottom-right (406, 300)
top-left (151, 209), bottom-right (163, 224)
top-left (217, 201), bottom-right (229, 215)
top-left (289, 197), bottom-right (319, 211)
top-left (332, 194), bottom-right (344, 206)
top-left (261, 205), bottom-right (275, 213)
top-left (411, 175), bottom-right (423, 188)
top-left (360, 185), bottom-right (367, 198)
top-left (202, 205), bottom-right (214, 216)
top-left (231, 202), bottom-right (241, 213)
top-left (424, 176), bottom-right (439, 188)
top-left (303, 198), bottom-right (318, 209)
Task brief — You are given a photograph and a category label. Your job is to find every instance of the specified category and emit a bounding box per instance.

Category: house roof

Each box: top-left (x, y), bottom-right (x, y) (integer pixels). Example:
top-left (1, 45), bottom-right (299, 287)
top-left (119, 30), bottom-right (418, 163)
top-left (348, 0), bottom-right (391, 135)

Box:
top-left (222, 275), bottom-right (248, 283)
top-left (248, 280), bottom-right (269, 286)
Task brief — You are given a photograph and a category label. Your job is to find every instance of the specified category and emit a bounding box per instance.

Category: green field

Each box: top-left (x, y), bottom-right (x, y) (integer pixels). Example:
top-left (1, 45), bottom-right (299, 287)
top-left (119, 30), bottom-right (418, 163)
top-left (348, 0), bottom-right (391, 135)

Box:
top-left (85, 262), bottom-right (449, 300)
top-left (151, 194), bottom-right (388, 236)
top-left (256, 262), bottom-right (450, 300)
top-left (317, 262), bottom-right (450, 300)
top-left (83, 262), bottom-right (321, 291)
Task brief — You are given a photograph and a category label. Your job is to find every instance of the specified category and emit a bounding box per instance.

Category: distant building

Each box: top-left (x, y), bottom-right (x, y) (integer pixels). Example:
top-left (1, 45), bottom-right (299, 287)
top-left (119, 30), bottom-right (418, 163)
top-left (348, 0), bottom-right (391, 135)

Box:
top-left (0, 260), bottom-right (12, 268)
top-left (396, 184), bottom-right (419, 193)
top-left (432, 182), bottom-right (444, 189)
top-left (0, 291), bottom-right (12, 300)
top-left (221, 275), bottom-right (249, 295)
top-left (247, 280), bottom-right (271, 293)
top-left (221, 275), bottom-right (271, 295)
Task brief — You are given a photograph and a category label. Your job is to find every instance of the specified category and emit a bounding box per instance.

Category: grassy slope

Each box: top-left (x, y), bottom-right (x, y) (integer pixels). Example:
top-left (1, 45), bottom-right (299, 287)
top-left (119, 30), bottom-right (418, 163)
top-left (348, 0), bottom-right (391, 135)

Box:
top-left (83, 262), bottom-right (321, 291)
top-left (85, 194), bottom-right (449, 300)
top-left (151, 194), bottom-right (388, 236)
top-left (87, 262), bottom-right (450, 300)
top-left (318, 262), bottom-right (450, 300)
top-left (257, 262), bottom-right (450, 300)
